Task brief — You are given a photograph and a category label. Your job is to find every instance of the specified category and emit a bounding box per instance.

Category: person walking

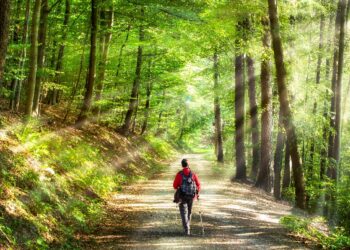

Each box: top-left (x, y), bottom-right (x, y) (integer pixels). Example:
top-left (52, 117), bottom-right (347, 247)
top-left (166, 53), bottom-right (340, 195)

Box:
top-left (173, 158), bottom-right (201, 236)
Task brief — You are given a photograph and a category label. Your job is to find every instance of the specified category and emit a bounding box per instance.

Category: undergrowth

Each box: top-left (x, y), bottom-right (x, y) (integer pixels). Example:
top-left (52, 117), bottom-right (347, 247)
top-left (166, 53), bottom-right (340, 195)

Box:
top-left (0, 118), bottom-right (175, 249)
top-left (280, 215), bottom-right (350, 249)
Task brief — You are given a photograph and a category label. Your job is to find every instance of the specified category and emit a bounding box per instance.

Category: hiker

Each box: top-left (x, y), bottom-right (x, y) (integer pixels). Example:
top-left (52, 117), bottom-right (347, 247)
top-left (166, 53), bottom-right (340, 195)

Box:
top-left (173, 158), bottom-right (201, 236)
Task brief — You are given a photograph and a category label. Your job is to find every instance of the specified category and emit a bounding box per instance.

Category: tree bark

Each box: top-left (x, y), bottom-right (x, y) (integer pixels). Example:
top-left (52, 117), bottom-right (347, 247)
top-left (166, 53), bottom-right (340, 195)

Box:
top-left (33, 0), bottom-right (49, 115)
top-left (64, 32), bottom-right (88, 122)
top-left (93, 6), bottom-right (114, 119)
top-left (328, 0), bottom-right (346, 179)
top-left (114, 24), bottom-right (131, 86)
top-left (25, 0), bottom-right (42, 118)
top-left (273, 111), bottom-right (286, 199)
top-left (156, 89), bottom-right (166, 133)
top-left (308, 13), bottom-right (325, 181)
top-left (141, 60), bottom-right (153, 135)
top-left (247, 56), bottom-right (259, 177)
top-left (282, 138), bottom-right (291, 190)
top-left (120, 7), bottom-right (144, 136)
top-left (12, 0), bottom-right (30, 111)
top-left (50, 0), bottom-right (70, 105)
top-left (333, 0), bottom-right (346, 169)
top-left (234, 53), bottom-right (246, 180)
top-left (9, 0), bottom-right (21, 109)
top-left (267, 0), bottom-right (306, 209)
top-left (320, 14), bottom-right (334, 181)
top-left (256, 17), bottom-right (272, 190)
top-left (0, 0), bottom-right (11, 82)
top-left (213, 50), bottom-right (224, 162)
top-left (76, 0), bottom-right (97, 127)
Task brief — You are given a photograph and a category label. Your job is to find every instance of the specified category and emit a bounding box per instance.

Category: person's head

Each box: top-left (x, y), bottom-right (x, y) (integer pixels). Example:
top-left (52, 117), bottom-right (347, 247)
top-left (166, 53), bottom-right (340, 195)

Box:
top-left (181, 159), bottom-right (189, 168)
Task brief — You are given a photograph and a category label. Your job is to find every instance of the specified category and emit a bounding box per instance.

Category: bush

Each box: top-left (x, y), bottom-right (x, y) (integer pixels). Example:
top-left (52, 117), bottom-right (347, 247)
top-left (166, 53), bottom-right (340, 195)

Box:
top-left (280, 215), bottom-right (350, 249)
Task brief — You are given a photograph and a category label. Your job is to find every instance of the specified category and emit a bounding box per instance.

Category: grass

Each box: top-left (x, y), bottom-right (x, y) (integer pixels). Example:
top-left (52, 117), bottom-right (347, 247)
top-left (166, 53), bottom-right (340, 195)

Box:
top-left (280, 215), bottom-right (350, 249)
top-left (0, 116), bottom-right (176, 249)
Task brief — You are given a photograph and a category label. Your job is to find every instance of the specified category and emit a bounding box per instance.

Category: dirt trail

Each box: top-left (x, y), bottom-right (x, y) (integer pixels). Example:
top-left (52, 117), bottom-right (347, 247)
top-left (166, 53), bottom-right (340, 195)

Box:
top-left (80, 154), bottom-right (309, 249)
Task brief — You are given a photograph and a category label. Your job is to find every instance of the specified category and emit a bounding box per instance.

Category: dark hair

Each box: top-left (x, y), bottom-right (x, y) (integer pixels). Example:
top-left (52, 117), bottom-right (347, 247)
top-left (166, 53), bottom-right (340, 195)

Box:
top-left (181, 159), bottom-right (188, 167)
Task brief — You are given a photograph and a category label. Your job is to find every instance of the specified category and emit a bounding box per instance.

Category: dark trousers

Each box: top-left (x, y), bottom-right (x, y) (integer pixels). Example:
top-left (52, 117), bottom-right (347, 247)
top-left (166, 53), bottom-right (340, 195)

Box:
top-left (179, 197), bottom-right (193, 232)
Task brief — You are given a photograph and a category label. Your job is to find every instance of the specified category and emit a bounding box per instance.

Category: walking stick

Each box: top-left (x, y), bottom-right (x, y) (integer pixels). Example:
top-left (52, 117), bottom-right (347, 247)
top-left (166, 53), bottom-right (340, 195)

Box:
top-left (175, 203), bottom-right (178, 222)
top-left (198, 196), bottom-right (205, 236)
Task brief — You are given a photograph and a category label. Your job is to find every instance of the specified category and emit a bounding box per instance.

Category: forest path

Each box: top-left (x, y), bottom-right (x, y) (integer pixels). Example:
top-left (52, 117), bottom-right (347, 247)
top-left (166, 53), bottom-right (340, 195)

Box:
top-left (79, 154), bottom-right (309, 249)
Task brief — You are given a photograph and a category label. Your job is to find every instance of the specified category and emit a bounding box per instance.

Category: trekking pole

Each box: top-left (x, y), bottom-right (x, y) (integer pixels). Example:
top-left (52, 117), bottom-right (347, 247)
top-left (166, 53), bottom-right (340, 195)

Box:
top-left (175, 203), bottom-right (178, 222)
top-left (198, 197), bottom-right (205, 236)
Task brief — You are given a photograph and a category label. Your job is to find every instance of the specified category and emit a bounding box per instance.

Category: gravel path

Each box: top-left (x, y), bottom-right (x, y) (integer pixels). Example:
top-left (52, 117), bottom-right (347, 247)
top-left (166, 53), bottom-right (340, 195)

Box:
top-left (80, 154), bottom-right (310, 249)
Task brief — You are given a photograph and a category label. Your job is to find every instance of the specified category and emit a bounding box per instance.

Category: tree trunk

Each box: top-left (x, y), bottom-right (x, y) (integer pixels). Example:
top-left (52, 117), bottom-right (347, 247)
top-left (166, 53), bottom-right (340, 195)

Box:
top-left (156, 89), bottom-right (166, 133)
top-left (213, 50), bottom-right (224, 162)
top-left (247, 56), bottom-right (260, 177)
top-left (9, 0), bottom-right (21, 109)
top-left (328, 0), bottom-right (346, 179)
top-left (178, 111), bottom-right (187, 142)
top-left (120, 8), bottom-right (144, 136)
top-left (51, 0), bottom-right (70, 105)
top-left (333, 0), bottom-right (346, 170)
top-left (282, 138), bottom-right (291, 190)
top-left (93, 6), bottom-right (114, 119)
top-left (33, 0), bottom-right (49, 115)
top-left (76, 0), bottom-right (97, 127)
top-left (307, 13), bottom-right (326, 188)
top-left (267, 0), bottom-right (306, 209)
top-left (131, 94), bottom-right (139, 133)
top-left (141, 60), bottom-right (153, 135)
top-left (234, 53), bottom-right (246, 180)
top-left (256, 17), bottom-right (272, 190)
top-left (320, 14), bottom-right (334, 181)
top-left (12, 0), bottom-right (30, 111)
top-left (273, 111), bottom-right (286, 199)
top-left (25, 0), bottom-right (42, 118)
top-left (64, 32), bottom-right (88, 122)
top-left (0, 0), bottom-right (11, 82)
top-left (114, 24), bottom-right (131, 86)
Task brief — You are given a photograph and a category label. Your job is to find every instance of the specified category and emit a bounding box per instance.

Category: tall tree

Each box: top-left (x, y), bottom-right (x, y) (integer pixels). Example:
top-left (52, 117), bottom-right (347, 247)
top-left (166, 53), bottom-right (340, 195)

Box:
top-left (247, 56), bottom-right (259, 177)
top-left (33, 0), bottom-right (49, 115)
top-left (9, 0), bottom-right (21, 108)
top-left (213, 49), bottom-right (224, 162)
top-left (120, 7), bottom-right (144, 136)
top-left (320, 14), bottom-right (335, 181)
top-left (141, 60), bottom-right (153, 135)
top-left (333, 0), bottom-right (346, 171)
top-left (267, 0), bottom-right (306, 208)
top-left (256, 17), bottom-right (272, 190)
top-left (48, 0), bottom-right (70, 105)
top-left (76, 0), bottom-right (98, 126)
top-left (93, 5), bottom-right (114, 119)
top-left (234, 53), bottom-right (246, 180)
top-left (309, 13), bottom-right (325, 167)
top-left (282, 139), bottom-right (291, 191)
top-left (25, 0), bottom-right (42, 117)
top-left (0, 0), bottom-right (11, 82)
top-left (273, 111), bottom-right (285, 199)
top-left (12, 0), bottom-right (30, 111)
top-left (328, 0), bottom-right (346, 179)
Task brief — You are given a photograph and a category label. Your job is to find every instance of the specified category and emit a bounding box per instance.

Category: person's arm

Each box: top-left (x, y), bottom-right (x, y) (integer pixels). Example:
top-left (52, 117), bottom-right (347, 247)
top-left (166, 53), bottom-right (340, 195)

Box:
top-left (193, 174), bottom-right (201, 192)
top-left (173, 172), bottom-right (182, 189)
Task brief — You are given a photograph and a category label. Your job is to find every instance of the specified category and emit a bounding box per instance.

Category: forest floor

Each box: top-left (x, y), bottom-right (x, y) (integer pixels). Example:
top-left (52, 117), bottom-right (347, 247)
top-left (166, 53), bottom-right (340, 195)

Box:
top-left (79, 154), bottom-right (311, 250)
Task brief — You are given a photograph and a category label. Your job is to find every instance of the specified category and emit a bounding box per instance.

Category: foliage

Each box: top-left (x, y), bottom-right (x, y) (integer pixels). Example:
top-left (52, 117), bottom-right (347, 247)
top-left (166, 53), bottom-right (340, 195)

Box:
top-left (281, 215), bottom-right (350, 250)
top-left (0, 117), bottom-right (173, 248)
